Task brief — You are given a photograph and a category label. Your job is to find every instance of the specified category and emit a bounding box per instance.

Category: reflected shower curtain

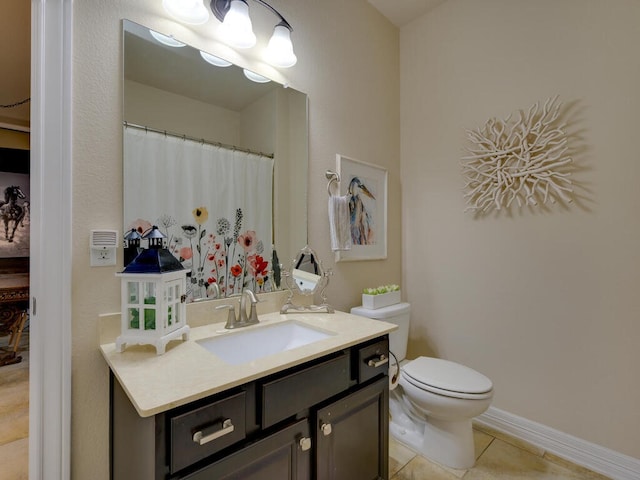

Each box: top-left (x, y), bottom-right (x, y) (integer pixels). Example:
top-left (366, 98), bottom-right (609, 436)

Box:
top-left (124, 127), bottom-right (274, 300)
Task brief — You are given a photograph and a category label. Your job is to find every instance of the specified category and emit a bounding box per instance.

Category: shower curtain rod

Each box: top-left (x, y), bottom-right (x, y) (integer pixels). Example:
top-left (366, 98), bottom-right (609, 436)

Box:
top-left (123, 121), bottom-right (275, 159)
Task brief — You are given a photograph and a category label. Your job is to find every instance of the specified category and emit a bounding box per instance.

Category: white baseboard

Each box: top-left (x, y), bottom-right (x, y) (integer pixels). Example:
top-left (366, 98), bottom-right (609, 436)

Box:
top-left (476, 407), bottom-right (640, 480)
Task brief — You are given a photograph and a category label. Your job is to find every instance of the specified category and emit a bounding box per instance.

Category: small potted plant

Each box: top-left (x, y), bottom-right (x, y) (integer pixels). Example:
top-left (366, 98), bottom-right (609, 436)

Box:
top-left (362, 284), bottom-right (401, 309)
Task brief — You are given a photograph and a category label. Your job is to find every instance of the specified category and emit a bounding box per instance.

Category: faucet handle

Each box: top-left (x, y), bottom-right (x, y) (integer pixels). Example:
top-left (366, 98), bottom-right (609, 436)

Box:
top-left (216, 304), bottom-right (238, 329)
top-left (246, 295), bottom-right (260, 325)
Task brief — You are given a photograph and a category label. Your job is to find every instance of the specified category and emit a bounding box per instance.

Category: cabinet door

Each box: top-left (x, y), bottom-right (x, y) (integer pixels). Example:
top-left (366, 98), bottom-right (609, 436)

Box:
top-left (315, 376), bottom-right (389, 480)
top-left (184, 419), bottom-right (311, 480)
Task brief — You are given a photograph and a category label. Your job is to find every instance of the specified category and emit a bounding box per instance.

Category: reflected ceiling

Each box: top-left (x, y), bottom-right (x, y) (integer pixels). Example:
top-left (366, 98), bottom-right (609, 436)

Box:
top-left (124, 21), bottom-right (278, 112)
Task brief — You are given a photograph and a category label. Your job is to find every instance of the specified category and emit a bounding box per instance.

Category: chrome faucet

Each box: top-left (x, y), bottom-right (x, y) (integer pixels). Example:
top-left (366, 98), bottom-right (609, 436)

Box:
top-left (216, 289), bottom-right (260, 329)
top-left (240, 289), bottom-right (260, 325)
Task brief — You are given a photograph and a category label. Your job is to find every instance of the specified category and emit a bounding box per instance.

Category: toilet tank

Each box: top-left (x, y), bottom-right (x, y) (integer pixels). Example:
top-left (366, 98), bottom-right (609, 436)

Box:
top-left (350, 303), bottom-right (410, 361)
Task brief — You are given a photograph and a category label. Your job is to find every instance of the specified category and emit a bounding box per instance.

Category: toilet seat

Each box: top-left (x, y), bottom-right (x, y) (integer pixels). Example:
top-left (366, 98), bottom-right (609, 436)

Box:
top-left (402, 357), bottom-right (493, 400)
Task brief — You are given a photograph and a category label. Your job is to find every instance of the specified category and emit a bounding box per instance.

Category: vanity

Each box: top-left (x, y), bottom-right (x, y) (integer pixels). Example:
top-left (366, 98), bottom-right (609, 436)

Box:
top-left (113, 18), bottom-right (394, 479)
top-left (102, 310), bottom-right (395, 480)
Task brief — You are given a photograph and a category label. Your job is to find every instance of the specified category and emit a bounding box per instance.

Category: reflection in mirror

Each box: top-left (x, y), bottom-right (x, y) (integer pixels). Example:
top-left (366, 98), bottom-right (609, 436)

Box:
top-left (281, 245), bottom-right (334, 314)
top-left (122, 19), bottom-right (308, 302)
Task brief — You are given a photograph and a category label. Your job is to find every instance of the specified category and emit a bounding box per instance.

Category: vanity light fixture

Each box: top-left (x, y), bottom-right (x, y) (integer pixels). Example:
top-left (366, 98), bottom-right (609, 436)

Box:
top-left (211, 0), bottom-right (297, 67)
top-left (265, 23), bottom-right (297, 68)
top-left (199, 50), bottom-right (233, 67)
top-left (161, 0), bottom-right (298, 67)
top-left (149, 29), bottom-right (187, 47)
top-left (216, 0), bottom-right (256, 49)
top-left (162, 0), bottom-right (210, 25)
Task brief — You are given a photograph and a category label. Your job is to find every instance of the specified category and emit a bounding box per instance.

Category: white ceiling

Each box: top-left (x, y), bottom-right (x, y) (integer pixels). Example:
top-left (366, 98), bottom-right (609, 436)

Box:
top-left (368, 0), bottom-right (446, 27)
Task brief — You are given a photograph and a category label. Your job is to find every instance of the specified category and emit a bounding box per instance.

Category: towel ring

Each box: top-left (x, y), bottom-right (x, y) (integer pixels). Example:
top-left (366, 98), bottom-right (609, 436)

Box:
top-left (325, 170), bottom-right (340, 196)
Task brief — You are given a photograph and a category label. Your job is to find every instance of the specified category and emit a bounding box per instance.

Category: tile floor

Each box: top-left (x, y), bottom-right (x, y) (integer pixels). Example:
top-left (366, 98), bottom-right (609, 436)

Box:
top-left (390, 425), bottom-right (613, 480)
top-left (0, 332), bottom-right (29, 480)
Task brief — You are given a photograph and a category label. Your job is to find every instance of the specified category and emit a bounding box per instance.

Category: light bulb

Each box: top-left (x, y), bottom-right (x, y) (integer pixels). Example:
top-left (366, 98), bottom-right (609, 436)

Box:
top-left (162, 0), bottom-right (209, 25)
top-left (265, 24), bottom-right (297, 68)
top-left (149, 30), bottom-right (186, 48)
top-left (218, 0), bottom-right (256, 49)
top-left (243, 69), bottom-right (270, 83)
top-left (200, 51), bottom-right (232, 67)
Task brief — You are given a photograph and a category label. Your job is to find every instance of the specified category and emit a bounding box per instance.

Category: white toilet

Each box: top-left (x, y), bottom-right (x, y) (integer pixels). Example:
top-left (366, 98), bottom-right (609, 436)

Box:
top-left (351, 303), bottom-right (493, 469)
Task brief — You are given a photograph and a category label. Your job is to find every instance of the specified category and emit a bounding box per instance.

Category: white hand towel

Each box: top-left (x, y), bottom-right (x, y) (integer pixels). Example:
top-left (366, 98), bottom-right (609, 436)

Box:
top-left (328, 194), bottom-right (351, 251)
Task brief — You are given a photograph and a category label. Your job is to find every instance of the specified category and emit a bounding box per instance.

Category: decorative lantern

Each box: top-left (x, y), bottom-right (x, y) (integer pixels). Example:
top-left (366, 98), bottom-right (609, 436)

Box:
top-left (123, 228), bottom-right (143, 267)
top-left (116, 226), bottom-right (189, 355)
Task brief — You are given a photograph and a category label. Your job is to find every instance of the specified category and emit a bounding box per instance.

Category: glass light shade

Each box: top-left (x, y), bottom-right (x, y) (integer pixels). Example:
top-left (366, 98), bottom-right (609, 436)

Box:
top-left (162, 0), bottom-right (210, 25)
top-left (218, 0), bottom-right (256, 49)
top-left (265, 24), bottom-right (297, 68)
top-left (149, 29), bottom-right (186, 48)
top-left (200, 50), bottom-right (232, 67)
top-left (243, 69), bottom-right (271, 83)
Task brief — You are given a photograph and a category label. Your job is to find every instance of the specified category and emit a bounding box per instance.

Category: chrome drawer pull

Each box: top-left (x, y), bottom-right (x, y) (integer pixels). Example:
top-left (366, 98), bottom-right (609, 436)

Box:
top-left (367, 354), bottom-right (388, 368)
top-left (192, 418), bottom-right (235, 445)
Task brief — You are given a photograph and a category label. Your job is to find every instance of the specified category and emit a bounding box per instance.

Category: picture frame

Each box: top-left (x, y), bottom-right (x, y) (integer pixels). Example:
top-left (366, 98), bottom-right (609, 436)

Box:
top-left (0, 148), bottom-right (30, 259)
top-left (335, 154), bottom-right (387, 262)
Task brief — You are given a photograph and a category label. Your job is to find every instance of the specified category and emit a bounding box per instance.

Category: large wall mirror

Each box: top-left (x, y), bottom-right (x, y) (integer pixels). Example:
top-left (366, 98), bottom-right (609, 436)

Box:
top-left (122, 19), bottom-right (308, 302)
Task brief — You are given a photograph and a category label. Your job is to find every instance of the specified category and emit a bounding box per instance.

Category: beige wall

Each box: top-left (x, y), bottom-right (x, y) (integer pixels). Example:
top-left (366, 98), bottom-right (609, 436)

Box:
top-left (72, 0), bottom-right (399, 478)
top-left (401, 0), bottom-right (640, 459)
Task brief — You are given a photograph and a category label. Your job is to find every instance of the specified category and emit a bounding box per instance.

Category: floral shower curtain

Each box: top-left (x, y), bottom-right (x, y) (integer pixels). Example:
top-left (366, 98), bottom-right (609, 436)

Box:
top-left (124, 127), bottom-right (274, 300)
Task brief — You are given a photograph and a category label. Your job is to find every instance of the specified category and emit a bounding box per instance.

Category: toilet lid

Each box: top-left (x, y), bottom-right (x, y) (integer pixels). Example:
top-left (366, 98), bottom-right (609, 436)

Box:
top-left (403, 357), bottom-right (493, 395)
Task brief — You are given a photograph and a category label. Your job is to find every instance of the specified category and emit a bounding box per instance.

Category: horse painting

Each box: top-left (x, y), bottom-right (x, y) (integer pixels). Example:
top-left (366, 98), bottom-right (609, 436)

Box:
top-left (0, 186), bottom-right (26, 242)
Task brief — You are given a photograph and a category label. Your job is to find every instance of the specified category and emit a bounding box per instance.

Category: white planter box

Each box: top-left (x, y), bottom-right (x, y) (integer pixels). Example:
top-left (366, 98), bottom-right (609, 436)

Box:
top-left (361, 290), bottom-right (401, 309)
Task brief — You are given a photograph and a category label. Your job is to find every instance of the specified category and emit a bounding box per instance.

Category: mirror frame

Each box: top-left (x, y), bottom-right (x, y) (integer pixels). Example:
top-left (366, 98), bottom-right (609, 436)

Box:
top-left (280, 245), bottom-right (334, 314)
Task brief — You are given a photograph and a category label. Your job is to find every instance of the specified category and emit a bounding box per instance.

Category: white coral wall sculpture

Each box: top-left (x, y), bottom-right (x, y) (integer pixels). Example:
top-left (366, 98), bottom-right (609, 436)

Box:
top-left (461, 96), bottom-right (573, 213)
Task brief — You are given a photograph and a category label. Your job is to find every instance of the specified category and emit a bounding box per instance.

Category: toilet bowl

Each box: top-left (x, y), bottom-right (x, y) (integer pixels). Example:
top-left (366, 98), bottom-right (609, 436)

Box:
top-left (399, 356), bottom-right (493, 468)
top-left (351, 303), bottom-right (493, 470)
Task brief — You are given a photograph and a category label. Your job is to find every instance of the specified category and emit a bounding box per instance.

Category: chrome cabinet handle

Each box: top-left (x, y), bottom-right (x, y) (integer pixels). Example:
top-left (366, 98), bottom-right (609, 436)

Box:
top-left (367, 354), bottom-right (388, 368)
top-left (192, 418), bottom-right (235, 445)
top-left (321, 422), bottom-right (332, 436)
top-left (299, 437), bottom-right (312, 451)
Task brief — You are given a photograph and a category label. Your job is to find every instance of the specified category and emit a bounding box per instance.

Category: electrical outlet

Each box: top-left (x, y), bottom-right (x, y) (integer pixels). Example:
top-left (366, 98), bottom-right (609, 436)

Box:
top-left (91, 247), bottom-right (115, 267)
top-left (90, 230), bottom-right (118, 267)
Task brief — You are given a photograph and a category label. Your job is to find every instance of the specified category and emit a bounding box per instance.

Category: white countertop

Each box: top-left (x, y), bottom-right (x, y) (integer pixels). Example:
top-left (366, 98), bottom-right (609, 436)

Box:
top-left (100, 310), bottom-right (396, 417)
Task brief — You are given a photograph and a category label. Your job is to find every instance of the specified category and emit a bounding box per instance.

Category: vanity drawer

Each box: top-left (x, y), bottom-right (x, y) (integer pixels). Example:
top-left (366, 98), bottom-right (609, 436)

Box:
top-left (357, 337), bottom-right (389, 383)
top-left (170, 390), bottom-right (246, 474)
top-left (260, 352), bottom-right (350, 428)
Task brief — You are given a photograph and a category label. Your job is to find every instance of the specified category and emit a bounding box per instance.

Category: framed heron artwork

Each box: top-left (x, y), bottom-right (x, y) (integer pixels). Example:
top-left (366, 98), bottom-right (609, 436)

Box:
top-left (335, 154), bottom-right (387, 262)
top-left (0, 148), bottom-right (30, 259)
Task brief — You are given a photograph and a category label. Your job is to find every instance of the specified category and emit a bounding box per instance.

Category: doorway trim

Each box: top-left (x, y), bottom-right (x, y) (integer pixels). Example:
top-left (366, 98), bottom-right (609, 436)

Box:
top-left (29, 1), bottom-right (72, 479)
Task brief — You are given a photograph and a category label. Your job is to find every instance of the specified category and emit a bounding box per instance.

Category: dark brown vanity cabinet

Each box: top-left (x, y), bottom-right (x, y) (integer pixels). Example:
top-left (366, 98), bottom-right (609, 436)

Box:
top-left (315, 376), bottom-right (388, 480)
top-left (110, 335), bottom-right (389, 480)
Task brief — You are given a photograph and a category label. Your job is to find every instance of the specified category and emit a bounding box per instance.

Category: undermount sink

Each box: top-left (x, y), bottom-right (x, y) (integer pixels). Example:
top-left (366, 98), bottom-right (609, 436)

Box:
top-left (197, 320), bottom-right (336, 365)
